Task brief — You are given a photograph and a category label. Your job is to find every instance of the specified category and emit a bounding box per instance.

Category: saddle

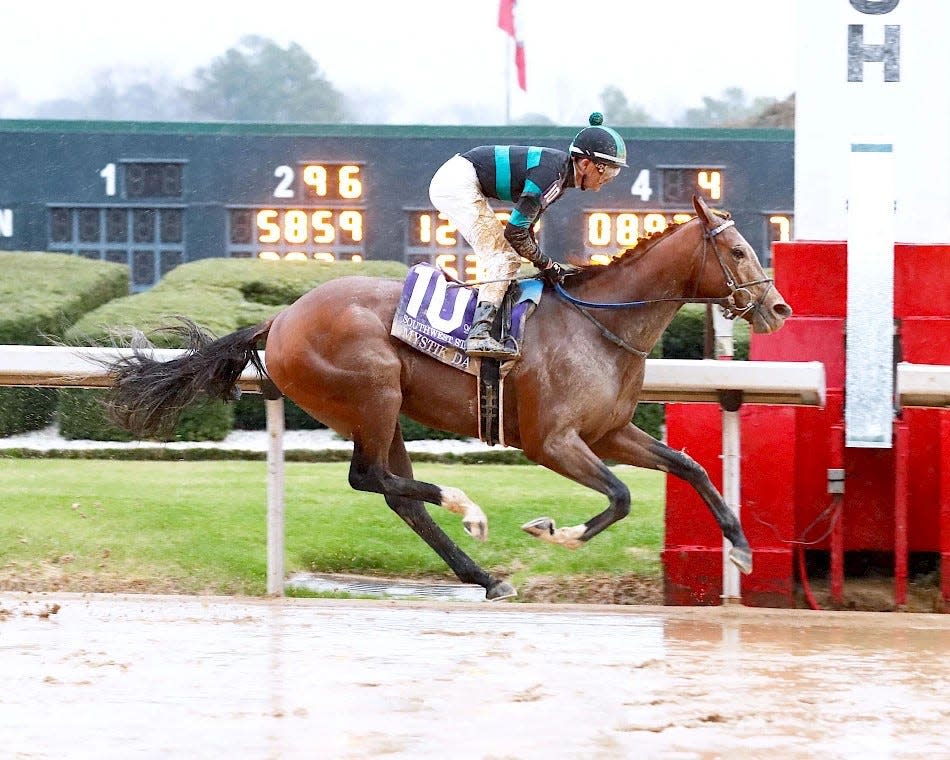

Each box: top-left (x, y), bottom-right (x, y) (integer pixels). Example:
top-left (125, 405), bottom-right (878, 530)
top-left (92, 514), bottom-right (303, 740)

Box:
top-left (391, 264), bottom-right (543, 445)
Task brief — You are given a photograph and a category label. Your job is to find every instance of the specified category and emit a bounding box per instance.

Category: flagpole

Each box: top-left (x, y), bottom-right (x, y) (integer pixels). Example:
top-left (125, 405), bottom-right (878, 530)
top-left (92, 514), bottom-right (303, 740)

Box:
top-left (505, 36), bottom-right (511, 125)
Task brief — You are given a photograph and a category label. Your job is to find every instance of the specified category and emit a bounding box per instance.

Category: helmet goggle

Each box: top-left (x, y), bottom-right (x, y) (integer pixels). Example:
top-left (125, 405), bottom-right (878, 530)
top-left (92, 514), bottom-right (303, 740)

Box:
top-left (595, 163), bottom-right (621, 180)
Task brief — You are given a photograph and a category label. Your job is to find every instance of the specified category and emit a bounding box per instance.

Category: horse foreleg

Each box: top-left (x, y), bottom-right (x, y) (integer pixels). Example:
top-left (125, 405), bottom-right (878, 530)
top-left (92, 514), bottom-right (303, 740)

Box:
top-left (521, 430), bottom-right (631, 548)
top-left (382, 432), bottom-right (515, 600)
top-left (592, 423), bottom-right (752, 575)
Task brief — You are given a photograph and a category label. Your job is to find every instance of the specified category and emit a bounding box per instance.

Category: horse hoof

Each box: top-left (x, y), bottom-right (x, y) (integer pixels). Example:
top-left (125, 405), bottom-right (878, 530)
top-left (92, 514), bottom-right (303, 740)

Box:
top-left (463, 520), bottom-right (488, 542)
top-left (521, 517), bottom-right (554, 537)
top-left (487, 581), bottom-right (517, 601)
top-left (729, 546), bottom-right (753, 575)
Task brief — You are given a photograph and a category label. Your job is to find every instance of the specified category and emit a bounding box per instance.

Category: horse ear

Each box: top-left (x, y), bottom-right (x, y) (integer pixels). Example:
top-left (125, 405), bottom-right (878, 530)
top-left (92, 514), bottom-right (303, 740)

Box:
top-left (692, 194), bottom-right (713, 224)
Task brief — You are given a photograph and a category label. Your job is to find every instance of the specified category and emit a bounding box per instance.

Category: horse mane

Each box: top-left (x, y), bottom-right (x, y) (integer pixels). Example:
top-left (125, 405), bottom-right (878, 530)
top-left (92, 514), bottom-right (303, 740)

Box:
top-left (566, 210), bottom-right (731, 285)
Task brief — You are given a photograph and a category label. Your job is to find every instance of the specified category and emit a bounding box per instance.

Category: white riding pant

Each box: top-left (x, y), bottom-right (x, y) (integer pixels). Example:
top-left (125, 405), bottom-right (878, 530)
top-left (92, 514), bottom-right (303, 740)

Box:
top-left (428, 154), bottom-right (522, 306)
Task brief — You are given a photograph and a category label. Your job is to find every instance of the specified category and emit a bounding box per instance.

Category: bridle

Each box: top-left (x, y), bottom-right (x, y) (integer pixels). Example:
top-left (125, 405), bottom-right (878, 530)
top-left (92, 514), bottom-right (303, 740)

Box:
top-left (552, 217), bottom-right (775, 356)
top-left (700, 219), bottom-right (774, 320)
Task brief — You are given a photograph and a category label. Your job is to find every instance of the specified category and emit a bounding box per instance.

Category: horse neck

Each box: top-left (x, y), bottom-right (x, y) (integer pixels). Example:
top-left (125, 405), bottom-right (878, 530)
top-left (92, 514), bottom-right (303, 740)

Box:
top-left (572, 222), bottom-right (702, 353)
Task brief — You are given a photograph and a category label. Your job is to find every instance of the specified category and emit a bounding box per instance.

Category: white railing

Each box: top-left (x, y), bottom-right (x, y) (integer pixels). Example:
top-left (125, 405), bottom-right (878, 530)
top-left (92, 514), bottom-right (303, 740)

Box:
top-left (0, 345), bottom-right (827, 404)
top-left (895, 362), bottom-right (950, 408)
top-left (0, 345), bottom-right (840, 597)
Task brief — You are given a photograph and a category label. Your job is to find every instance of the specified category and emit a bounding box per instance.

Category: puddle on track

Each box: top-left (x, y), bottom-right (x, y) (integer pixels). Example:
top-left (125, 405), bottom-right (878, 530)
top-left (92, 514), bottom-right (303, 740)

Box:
top-left (2, 592), bottom-right (949, 759)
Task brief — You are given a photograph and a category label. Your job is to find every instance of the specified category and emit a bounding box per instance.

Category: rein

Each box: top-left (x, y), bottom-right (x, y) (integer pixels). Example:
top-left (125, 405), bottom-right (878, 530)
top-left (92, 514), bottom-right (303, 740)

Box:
top-left (554, 218), bottom-right (774, 357)
top-left (553, 283), bottom-right (729, 311)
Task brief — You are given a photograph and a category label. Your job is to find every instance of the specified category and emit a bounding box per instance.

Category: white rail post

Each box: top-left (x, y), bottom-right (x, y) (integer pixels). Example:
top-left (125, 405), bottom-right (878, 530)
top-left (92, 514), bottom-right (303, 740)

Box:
top-left (719, 389), bottom-right (743, 605)
top-left (712, 304), bottom-right (735, 361)
top-left (713, 306), bottom-right (742, 604)
top-left (262, 380), bottom-right (285, 597)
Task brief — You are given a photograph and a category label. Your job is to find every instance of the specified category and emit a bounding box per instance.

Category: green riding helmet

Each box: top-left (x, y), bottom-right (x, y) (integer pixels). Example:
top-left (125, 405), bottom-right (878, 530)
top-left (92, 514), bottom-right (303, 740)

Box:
top-left (569, 112), bottom-right (628, 168)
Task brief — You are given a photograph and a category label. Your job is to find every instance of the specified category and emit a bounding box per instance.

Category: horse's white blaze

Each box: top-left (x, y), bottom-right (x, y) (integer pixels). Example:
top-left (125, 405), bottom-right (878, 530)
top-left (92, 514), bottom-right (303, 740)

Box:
top-left (439, 486), bottom-right (488, 541)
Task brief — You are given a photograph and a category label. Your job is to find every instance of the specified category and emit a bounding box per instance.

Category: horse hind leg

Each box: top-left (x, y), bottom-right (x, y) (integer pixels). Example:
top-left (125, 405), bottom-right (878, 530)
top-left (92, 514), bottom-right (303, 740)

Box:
top-left (380, 430), bottom-right (515, 601)
top-left (520, 430), bottom-right (632, 549)
top-left (349, 436), bottom-right (515, 599)
top-left (348, 436), bottom-right (489, 542)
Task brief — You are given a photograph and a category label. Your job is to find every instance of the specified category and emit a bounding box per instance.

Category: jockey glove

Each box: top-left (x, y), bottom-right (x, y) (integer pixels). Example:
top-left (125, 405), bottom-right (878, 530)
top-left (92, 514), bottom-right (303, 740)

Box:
top-left (540, 260), bottom-right (568, 284)
top-left (513, 236), bottom-right (567, 283)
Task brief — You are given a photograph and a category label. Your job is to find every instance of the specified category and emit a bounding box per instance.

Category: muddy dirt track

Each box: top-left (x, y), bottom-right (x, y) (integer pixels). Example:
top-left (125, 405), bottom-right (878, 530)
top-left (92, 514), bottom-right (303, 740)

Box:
top-left (2, 593), bottom-right (949, 759)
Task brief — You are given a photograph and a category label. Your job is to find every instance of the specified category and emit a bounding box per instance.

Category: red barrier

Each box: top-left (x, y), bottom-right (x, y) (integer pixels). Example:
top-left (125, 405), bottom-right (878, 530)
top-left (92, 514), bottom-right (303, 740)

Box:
top-left (663, 404), bottom-right (723, 605)
top-left (663, 242), bottom-right (950, 608)
top-left (942, 412), bottom-right (950, 605)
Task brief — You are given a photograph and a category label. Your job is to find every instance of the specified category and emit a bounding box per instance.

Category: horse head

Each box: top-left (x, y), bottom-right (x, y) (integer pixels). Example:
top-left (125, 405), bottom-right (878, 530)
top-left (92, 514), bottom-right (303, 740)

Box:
top-left (690, 195), bottom-right (792, 334)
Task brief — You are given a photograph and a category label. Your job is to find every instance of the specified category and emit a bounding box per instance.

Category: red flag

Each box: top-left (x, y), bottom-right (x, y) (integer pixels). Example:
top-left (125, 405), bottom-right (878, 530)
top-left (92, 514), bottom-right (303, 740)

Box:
top-left (498, 0), bottom-right (515, 35)
top-left (498, 0), bottom-right (526, 91)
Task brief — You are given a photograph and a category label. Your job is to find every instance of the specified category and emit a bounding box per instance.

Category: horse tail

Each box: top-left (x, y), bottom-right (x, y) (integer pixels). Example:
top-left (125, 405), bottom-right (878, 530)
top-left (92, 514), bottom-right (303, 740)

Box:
top-left (105, 316), bottom-right (273, 439)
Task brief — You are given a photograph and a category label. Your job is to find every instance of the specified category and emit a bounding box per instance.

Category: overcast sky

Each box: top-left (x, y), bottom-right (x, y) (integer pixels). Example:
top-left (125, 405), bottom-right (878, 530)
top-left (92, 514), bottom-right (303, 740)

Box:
top-left (1, 0), bottom-right (797, 124)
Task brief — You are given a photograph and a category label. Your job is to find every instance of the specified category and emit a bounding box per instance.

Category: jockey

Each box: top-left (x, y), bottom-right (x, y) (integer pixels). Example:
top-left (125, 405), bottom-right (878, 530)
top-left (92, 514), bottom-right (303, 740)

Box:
top-left (428, 112), bottom-right (627, 359)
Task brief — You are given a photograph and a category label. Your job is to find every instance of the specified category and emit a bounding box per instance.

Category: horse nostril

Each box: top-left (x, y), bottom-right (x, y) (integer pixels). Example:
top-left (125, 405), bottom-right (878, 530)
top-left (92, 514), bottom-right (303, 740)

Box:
top-left (773, 302), bottom-right (793, 319)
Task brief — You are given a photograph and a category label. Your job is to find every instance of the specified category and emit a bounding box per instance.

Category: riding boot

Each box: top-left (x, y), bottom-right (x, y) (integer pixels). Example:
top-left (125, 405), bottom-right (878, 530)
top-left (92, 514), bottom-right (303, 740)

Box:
top-left (466, 301), bottom-right (518, 359)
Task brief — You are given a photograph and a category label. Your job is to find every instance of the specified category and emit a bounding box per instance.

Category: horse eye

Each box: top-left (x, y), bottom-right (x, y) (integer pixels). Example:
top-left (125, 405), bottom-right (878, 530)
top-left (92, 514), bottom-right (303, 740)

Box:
top-left (731, 247), bottom-right (746, 260)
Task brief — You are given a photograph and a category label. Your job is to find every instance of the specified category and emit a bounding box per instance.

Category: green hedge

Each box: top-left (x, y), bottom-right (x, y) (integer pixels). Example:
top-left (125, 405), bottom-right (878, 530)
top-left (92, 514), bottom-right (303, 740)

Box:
top-left (66, 257), bottom-right (408, 342)
top-left (0, 252), bottom-right (129, 344)
top-left (632, 403), bottom-right (663, 440)
top-left (0, 388), bottom-right (58, 437)
top-left (62, 258), bottom-right (408, 441)
top-left (0, 252), bottom-right (128, 436)
top-left (661, 303), bottom-right (750, 360)
top-left (57, 389), bottom-right (233, 442)
top-left (233, 395), bottom-right (326, 430)
top-left (399, 415), bottom-right (469, 442)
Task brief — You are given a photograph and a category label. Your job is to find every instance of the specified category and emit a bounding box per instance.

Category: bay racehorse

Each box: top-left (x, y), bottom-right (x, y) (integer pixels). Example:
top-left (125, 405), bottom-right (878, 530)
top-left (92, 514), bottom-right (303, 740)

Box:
top-left (105, 195), bottom-right (791, 600)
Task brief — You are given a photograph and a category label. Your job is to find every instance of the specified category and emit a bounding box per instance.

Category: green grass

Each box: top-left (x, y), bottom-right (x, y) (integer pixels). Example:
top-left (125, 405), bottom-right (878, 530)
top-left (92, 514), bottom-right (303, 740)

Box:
top-left (0, 460), bottom-right (664, 596)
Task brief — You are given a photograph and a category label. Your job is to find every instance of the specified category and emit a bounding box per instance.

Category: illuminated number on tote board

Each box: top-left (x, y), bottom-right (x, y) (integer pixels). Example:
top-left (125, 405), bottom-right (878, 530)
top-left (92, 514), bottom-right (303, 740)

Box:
top-left (661, 168), bottom-right (725, 205)
top-left (698, 170), bottom-right (722, 200)
top-left (251, 208), bottom-right (364, 249)
top-left (272, 164), bottom-right (364, 201)
top-left (311, 210), bottom-right (334, 243)
top-left (337, 166), bottom-right (362, 198)
top-left (584, 210), bottom-right (693, 255)
top-left (303, 165), bottom-right (328, 197)
top-left (257, 210), bottom-right (280, 243)
top-left (339, 211), bottom-right (363, 242)
top-left (766, 214), bottom-right (793, 248)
